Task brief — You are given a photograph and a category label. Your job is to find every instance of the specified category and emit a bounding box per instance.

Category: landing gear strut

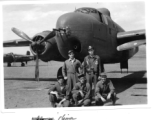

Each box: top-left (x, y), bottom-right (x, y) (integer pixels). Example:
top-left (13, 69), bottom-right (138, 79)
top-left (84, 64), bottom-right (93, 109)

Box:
top-left (120, 60), bottom-right (128, 73)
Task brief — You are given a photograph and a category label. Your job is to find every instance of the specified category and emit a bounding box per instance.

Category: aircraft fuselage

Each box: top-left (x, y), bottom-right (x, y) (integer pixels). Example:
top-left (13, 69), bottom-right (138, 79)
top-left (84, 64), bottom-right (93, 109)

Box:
top-left (27, 7), bottom-right (139, 64)
top-left (54, 8), bottom-right (138, 63)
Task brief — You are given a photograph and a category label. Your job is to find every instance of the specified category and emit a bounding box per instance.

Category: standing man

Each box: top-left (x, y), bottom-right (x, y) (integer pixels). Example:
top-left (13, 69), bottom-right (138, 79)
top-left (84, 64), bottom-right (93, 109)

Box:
top-left (72, 74), bottom-right (91, 106)
top-left (62, 50), bottom-right (82, 100)
top-left (48, 76), bottom-right (70, 107)
top-left (95, 73), bottom-right (116, 106)
top-left (83, 46), bottom-right (103, 98)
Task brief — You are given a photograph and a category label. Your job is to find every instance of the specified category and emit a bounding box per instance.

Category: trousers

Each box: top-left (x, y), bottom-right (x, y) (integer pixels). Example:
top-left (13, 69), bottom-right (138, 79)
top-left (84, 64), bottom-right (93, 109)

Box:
top-left (95, 92), bottom-right (116, 106)
top-left (86, 72), bottom-right (98, 97)
top-left (49, 94), bottom-right (70, 107)
top-left (72, 92), bottom-right (91, 106)
top-left (66, 73), bottom-right (78, 96)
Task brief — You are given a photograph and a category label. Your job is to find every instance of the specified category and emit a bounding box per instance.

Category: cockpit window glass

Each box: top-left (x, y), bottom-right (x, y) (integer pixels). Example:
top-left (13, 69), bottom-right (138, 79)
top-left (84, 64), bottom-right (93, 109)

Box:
top-left (90, 9), bottom-right (97, 13)
top-left (75, 8), bottom-right (98, 14)
top-left (75, 8), bottom-right (105, 24)
top-left (81, 9), bottom-right (89, 14)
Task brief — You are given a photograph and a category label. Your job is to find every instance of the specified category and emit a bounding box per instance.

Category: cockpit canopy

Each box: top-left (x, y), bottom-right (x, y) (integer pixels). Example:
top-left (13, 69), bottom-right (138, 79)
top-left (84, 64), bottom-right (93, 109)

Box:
top-left (75, 7), bottom-right (104, 23)
top-left (97, 8), bottom-right (111, 17)
top-left (75, 7), bottom-right (98, 14)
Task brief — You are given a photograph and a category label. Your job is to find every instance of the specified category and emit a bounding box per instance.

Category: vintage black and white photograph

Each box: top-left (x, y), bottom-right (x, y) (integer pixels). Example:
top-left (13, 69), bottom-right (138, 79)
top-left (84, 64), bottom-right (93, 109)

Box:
top-left (2, 1), bottom-right (147, 110)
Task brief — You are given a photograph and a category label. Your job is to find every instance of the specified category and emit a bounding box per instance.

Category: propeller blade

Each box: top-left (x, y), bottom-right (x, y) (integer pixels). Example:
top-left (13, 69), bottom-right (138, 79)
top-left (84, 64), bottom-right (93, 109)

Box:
top-left (35, 53), bottom-right (39, 81)
top-left (40, 31), bottom-right (56, 44)
top-left (12, 27), bottom-right (33, 43)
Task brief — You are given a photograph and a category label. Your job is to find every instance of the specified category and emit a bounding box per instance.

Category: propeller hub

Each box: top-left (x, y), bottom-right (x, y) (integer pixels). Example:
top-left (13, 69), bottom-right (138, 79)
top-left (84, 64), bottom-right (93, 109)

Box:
top-left (30, 35), bottom-right (46, 55)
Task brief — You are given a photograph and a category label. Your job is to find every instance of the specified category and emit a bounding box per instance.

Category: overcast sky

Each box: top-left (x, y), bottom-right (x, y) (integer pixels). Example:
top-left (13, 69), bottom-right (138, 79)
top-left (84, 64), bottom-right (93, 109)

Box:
top-left (2, 1), bottom-right (145, 54)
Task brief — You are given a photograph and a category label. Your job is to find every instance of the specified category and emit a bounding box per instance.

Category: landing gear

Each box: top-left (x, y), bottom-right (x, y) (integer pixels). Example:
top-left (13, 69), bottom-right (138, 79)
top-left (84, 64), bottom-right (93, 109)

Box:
top-left (57, 67), bottom-right (63, 77)
top-left (101, 63), bottom-right (105, 72)
top-left (120, 60), bottom-right (128, 73)
top-left (7, 63), bottom-right (11, 67)
top-left (57, 67), bottom-right (66, 84)
top-left (21, 62), bottom-right (25, 67)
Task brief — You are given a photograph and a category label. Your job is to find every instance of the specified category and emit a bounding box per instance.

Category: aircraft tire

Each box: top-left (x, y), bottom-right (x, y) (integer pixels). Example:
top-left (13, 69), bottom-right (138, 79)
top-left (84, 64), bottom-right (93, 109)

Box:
top-left (7, 63), bottom-right (11, 67)
top-left (21, 62), bottom-right (25, 67)
top-left (57, 67), bottom-right (63, 78)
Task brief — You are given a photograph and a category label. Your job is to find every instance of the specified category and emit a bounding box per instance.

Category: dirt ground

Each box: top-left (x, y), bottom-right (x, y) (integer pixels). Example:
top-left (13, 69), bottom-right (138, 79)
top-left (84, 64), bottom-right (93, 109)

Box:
top-left (3, 46), bottom-right (147, 109)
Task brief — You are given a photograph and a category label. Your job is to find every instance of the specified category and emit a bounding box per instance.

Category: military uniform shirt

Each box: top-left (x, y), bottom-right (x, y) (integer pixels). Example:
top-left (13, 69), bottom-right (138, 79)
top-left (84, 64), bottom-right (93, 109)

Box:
top-left (72, 82), bottom-right (91, 100)
top-left (95, 79), bottom-right (115, 95)
top-left (48, 82), bottom-right (69, 99)
top-left (62, 58), bottom-right (81, 77)
top-left (83, 55), bottom-right (101, 75)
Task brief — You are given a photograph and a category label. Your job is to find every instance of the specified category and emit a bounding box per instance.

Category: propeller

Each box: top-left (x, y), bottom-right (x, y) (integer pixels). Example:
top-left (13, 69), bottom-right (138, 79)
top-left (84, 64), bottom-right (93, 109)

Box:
top-left (12, 27), bottom-right (56, 81)
top-left (12, 27), bottom-right (33, 43)
top-left (35, 51), bottom-right (39, 81)
top-left (40, 30), bottom-right (56, 44)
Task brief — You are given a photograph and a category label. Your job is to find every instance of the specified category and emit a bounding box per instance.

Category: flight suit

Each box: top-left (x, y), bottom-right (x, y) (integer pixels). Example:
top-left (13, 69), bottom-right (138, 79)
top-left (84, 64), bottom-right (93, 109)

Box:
top-left (95, 79), bottom-right (116, 105)
top-left (72, 81), bottom-right (91, 106)
top-left (48, 82), bottom-right (70, 107)
top-left (83, 55), bottom-right (101, 97)
top-left (62, 59), bottom-right (81, 98)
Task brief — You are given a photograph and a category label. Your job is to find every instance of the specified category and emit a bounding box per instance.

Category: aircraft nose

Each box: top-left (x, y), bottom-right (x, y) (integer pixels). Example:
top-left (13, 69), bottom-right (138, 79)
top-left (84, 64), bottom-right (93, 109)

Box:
top-left (56, 12), bottom-right (92, 30)
top-left (55, 12), bottom-right (92, 58)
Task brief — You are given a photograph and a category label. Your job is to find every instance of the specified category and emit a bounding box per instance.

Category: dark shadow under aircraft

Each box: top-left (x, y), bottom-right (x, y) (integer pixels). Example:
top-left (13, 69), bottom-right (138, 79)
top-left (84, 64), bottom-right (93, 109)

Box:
top-left (3, 51), bottom-right (34, 67)
top-left (3, 7), bottom-right (146, 81)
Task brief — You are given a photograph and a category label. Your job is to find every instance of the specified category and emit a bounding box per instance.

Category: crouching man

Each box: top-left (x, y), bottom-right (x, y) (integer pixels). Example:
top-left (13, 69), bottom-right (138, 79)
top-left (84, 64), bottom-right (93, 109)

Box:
top-left (48, 76), bottom-right (70, 107)
top-left (95, 73), bottom-right (116, 106)
top-left (72, 74), bottom-right (91, 107)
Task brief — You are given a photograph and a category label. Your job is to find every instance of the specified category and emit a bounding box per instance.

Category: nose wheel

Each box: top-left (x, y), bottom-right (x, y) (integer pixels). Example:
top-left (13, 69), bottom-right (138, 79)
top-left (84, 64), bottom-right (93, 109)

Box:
top-left (57, 67), bottom-right (63, 77)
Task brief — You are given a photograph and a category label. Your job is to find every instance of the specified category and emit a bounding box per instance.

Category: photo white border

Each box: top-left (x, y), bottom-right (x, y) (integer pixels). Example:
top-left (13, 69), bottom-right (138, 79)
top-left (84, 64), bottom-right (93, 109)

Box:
top-left (0, 0), bottom-right (152, 119)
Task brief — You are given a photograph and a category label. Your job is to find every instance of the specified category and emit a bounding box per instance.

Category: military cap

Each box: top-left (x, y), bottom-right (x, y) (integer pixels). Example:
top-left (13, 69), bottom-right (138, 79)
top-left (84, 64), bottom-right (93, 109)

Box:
top-left (68, 50), bottom-right (74, 54)
top-left (88, 46), bottom-right (94, 51)
top-left (99, 72), bottom-right (107, 78)
top-left (57, 75), bottom-right (64, 80)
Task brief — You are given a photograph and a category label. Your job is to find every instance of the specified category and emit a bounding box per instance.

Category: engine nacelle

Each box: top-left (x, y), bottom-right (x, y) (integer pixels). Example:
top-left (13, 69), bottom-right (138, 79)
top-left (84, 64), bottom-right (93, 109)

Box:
top-left (30, 31), bottom-right (65, 62)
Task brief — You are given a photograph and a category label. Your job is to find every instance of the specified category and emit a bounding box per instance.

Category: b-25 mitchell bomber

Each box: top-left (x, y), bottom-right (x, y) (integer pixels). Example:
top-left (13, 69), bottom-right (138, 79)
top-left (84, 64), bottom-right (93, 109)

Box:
top-left (3, 7), bottom-right (146, 81)
top-left (3, 51), bottom-right (34, 67)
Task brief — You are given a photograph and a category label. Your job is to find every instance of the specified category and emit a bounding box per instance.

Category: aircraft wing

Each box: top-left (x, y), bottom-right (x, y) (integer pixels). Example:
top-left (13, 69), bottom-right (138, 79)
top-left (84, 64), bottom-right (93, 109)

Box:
top-left (13, 54), bottom-right (34, 58)
top-left (3, 39), bottom-right (31, 47)
top-left (116, 29), bottom-right (146, 51)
